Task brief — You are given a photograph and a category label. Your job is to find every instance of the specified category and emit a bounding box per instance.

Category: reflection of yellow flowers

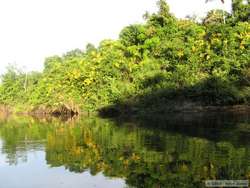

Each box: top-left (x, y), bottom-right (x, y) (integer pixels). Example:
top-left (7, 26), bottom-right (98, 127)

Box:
top-left (131, 153), bottom-right (140, 161)
top-left (75, 147), bottom-right (81, 155)
top-left (180, 164), bottom-right (189, 172)
top-left (119, 156), bottom-right (124, 161)
top-left (123, 159), bottom-right (129, 166)
top-left (247, 172), bottom-right (250, 179)
top-left (203, 166), bottom-right (208, 172)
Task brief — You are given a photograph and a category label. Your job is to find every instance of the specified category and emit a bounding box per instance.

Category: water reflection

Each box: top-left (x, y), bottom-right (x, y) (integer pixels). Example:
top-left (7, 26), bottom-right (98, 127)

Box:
top-left (0, 113), bottom-right (249, 188)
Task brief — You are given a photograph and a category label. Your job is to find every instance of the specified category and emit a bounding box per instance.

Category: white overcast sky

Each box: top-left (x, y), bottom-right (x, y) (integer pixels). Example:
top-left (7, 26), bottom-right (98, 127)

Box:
top-left (0, 0), bottom-right (231, 74)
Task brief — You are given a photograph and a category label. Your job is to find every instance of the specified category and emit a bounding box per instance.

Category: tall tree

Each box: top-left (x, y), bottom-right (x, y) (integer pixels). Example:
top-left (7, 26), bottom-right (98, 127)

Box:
top-left (157, 0), bottom-right (171, 17)
top-left (232, 0), bottom-right (250, 22)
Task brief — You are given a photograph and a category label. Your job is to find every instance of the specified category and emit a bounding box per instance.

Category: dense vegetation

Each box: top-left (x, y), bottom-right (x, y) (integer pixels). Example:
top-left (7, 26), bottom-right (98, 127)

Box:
top-left (0, 0), bottom-right (249, 114)
top-left (0, 115), bottom-right (249, 187)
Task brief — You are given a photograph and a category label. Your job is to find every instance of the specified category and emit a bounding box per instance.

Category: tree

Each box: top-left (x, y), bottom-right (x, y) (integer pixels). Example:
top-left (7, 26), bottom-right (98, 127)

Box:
top-left (85, 43), bottom-right (96, 54)
top-left (232, 0), bottom-right (250, 22)
top-left (157, 0), bottom-right (171, 18)
top-left (203, 9), bottom-right (228, 25)
top-left (119, 24), bottom-right (146, 47)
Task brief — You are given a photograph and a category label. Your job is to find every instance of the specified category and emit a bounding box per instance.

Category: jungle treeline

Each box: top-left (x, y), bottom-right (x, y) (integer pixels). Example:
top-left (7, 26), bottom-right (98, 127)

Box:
top-left (0, 0), bottom-right (249, 114)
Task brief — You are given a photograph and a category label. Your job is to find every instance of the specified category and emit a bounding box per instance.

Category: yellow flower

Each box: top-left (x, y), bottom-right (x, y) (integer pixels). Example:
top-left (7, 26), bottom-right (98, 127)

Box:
top-left (72, 70), bottom-right (81, 79)
top-left (240, 44), bottom-right (245, 49)
top-left (84, 78), bottom-right (92, 86)
top-left (114, 62), bottom-right (120, 68)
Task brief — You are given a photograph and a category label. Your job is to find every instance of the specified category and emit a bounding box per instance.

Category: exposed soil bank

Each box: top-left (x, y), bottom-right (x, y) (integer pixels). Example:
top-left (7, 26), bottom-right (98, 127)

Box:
top-left (0, 105), bottom-right (11, 115)
top-left (30, 105), bottom-right (79, 116)
top-left (0, 104), bottom-right (80, 117)
top-left (1, 103), bottom-right (250, 118)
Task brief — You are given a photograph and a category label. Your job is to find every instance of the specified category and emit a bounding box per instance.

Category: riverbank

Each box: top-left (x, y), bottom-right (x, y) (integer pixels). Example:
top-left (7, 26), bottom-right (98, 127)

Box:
top-left (0, 104), bottom-right (81, 117)
top-left (0, 105), bottom-right (11, 115)
top-left (2, 102), bottom-right (249, 118)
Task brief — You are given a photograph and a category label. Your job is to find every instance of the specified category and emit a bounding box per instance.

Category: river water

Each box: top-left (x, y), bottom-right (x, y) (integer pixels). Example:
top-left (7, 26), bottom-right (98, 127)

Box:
top-left (0, 113), bottom-right (249, 188)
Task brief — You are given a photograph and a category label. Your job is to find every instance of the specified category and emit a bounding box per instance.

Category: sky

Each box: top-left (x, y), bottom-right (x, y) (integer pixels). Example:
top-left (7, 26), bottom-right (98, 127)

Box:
top-left (0, 0), bottom-right (232, 75)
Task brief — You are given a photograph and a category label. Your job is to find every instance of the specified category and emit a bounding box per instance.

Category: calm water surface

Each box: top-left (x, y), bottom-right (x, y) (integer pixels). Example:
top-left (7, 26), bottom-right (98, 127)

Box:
top-left (0, 113), bottom-right (249, 188)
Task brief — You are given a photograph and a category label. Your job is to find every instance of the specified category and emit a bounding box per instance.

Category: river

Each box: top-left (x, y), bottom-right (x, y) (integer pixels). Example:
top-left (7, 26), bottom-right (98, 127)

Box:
top-left (0, 113), bottom-right (249, 188)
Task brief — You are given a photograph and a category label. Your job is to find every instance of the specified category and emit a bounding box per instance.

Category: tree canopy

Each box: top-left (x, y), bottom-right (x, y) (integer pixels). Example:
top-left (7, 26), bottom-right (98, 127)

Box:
top-left (0, 0), bottom-right (249, 113)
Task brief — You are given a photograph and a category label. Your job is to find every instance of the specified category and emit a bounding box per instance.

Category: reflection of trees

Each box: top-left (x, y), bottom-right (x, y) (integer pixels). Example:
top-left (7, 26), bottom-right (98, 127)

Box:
top-left (44, 118), bottom-right (250, 187)
top-left (46, 125), bottom-right (103, 173)
top-left (0, 116), bottom-right (48, 165)
top-left (0, 116), bottom-right (249, 187)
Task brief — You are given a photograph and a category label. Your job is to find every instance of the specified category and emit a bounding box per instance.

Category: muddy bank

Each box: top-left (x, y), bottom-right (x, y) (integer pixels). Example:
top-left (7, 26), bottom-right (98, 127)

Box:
top-left (0, 104), bottom-right (80, 117)
top-left (1, 102), bottom-right (250, 118)
top-left (29, 105), bottom-right (79, 116)
top-left (0, 105), bottom-right (11, 114)
top-left (0, 105), bottom-right (12, 121)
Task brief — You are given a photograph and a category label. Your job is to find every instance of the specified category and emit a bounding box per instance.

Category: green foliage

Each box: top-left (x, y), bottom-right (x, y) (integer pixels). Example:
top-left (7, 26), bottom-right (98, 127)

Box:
top-left (232, 0), bottom-right (250, 23)
top-left (0, 0), bottom-right (249, 112)
top-left (157, 0), bottom-right (171, 18)
top-left (203, 10), bottom-right (228, 25)
top-left (0, 65), bottom-right (41, 105)
top-left (119, 24), bottom-right (146, 47)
